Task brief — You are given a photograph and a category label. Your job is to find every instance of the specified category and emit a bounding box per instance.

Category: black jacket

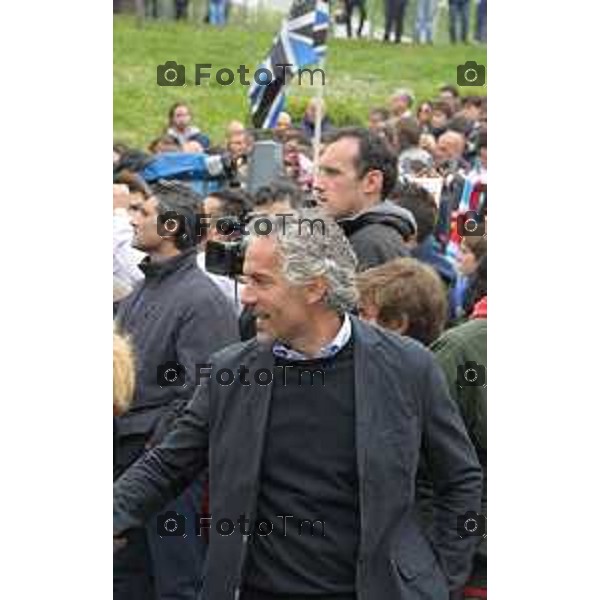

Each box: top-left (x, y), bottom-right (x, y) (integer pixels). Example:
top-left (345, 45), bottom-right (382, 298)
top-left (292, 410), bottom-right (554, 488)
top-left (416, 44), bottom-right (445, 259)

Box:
top-left (411, 234), bottom-right (457, 288)
top-left (114, 317), bottom-right (482, 599)
top-left (338, 201), bottom-right (415, 270)
top-left (115, 249), bottom-right (239, 472)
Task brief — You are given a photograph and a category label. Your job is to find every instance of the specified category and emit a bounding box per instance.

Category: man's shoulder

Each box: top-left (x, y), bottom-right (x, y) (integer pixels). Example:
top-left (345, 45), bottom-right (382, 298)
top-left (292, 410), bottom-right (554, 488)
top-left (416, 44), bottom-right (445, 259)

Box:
top-left (168, 266), bottom-right (238, 323)
top-left (176, 262), bottom-right (230, 299)
top-left (434, 318), bottom-right (487, 350)
top-left (353, 318), bottom-right (435, 371)
top-left (209, 337), bottom-right (261, 368)
top-left (430, 319), bottom-right (487, 369)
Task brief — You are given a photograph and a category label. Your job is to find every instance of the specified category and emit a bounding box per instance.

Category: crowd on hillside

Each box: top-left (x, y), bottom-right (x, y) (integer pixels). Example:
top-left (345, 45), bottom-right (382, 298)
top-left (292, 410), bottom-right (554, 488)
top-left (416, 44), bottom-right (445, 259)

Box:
top-left (113, 83), bottom-right (487, 600)
top-left (114, 0), bottom-right (487, 44)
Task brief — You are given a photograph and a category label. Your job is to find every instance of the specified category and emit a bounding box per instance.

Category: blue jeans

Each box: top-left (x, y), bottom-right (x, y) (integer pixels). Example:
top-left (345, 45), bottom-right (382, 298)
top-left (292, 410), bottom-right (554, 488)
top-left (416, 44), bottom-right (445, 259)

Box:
top-left (449, 0), bottom-right (470, 43)
top-left (414, 0), bottom-right (439, 43)
top-left (209, 1), bottom-right (226, 26)
top-left (476, 0), bottom-right (487, 42)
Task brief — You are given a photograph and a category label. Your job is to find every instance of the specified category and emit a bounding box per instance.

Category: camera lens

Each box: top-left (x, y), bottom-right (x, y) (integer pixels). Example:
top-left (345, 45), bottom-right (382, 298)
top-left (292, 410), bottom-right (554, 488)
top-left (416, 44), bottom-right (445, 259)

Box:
top-left (164, 367), bottom-right (179, 383)
top-left (464, 368), bottom-right (478, 383)
top-left (164, 517), bottom-right (178, 533)
top-left (164, 218), bottom-right (180, 234)
top-left (464, 218), bottom-right (478, 233)
top-left (164, 68), bottom-right (178, 83)
top-left (464, 68), bottom-right (478, 83)
top-left (464, 517), bottom-right (478, 533)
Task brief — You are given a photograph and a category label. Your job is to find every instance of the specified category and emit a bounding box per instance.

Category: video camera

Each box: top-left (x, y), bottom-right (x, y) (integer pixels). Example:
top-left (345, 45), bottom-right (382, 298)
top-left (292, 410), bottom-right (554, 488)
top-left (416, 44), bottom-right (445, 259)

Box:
top-left (205, 239), bottom-right (246, 278)
top-left (204, 139), bottom-right (287, 279)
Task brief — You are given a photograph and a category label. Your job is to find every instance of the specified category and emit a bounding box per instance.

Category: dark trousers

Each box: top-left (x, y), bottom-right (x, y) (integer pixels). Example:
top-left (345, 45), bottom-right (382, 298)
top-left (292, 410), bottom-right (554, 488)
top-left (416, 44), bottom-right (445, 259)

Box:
top-left (384, 0), bottom-right (408, 43)
top-left (344, 0), bottom-right (366, 38)
top-left (475, 0), bottom-right (487, 42)
top-left (114, 435), bottom-right (207, 600)
top-left (175, 0), bottom-right (188, 20)
top-left (114, 528), bottom-right (155, 600)
top-left (449, 0), bottom-right (470, 43)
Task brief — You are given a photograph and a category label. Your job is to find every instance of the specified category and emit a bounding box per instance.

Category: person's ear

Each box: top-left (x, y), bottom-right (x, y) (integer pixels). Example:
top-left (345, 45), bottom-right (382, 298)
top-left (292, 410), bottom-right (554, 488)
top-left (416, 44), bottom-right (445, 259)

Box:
top-left (358, 302), bottom-right (379, 323)
top-left (304, 277), bottom-right (329, 307)
top-left (385, 314), bottom-right (410, 335)
top-left (360, 169), bottom-right (384, 197)
top-left (405, 233), bottom-right (418, 249)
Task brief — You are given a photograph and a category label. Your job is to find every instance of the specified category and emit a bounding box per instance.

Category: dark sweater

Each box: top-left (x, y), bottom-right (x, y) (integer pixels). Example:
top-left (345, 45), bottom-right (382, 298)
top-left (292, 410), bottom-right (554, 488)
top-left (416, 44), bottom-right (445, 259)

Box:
top-left (244, 341), bottom-right (359, 596)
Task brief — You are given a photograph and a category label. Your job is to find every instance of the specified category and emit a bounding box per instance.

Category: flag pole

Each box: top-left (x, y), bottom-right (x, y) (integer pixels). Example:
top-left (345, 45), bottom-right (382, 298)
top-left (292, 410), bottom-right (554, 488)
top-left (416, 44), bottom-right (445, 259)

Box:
top-left (310, 0), bottom-right (330, 185)
top-left (311, 56), bottom-right (326, 181)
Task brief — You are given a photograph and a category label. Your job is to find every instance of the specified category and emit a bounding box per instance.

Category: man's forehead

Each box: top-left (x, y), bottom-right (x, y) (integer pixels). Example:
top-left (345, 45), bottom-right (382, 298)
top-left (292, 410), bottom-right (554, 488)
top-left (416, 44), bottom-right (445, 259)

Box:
top-left (322, 137), bottom-right (359, 164)
top-left (244, 236), bottom-right (279, 269)
top-left (131, 195), bottom-right (157, 211)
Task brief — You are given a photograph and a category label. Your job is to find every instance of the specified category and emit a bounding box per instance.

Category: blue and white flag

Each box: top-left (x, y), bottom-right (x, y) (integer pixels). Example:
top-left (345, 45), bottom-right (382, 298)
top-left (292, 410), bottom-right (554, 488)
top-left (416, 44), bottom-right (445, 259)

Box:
top-left (249, 0), bottom-right (329, 129)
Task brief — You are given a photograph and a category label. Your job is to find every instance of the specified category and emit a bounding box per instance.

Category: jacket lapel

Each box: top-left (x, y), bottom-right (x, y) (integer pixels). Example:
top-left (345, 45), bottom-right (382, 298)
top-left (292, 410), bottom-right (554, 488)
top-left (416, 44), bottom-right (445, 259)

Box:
top-left (351, 317), bottom-right (382, 558)
top-left (243, 343), bottom-right (276, 480)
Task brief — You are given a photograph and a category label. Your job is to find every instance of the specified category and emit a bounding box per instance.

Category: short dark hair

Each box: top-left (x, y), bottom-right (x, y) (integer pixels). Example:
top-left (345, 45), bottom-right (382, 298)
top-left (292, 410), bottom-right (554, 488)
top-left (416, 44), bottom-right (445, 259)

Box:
top-left (148, 135), bottom-right (181, 154)
top-left (369, 107), bottom-right (390, 120)
top-left (462, 95), bottom-right (483, 109)
top-left (432, 101), bottom-right (454, 120)
top-left (447, 115), bottom-right (471, 135)
top-left (167, 101), bottom-right (190, 124)
top-left (390, 181), bottom-right (438, 243)
top-left (439, 84), bottom-right (460, 99)
top-left (149, 180), bottom-right (202, 250)
top-left (202, 187), bottom-right (253, 218)
top-left (253, 179), bottom-right (304, 210)
top-left (324, 127), bottom-right (398, 199)
top-left (114, 170), bottom-right (153, 198)
top-left (357, 257), bottom-right (448, 346)
top-left (396, 117), bottom-right (422, 149)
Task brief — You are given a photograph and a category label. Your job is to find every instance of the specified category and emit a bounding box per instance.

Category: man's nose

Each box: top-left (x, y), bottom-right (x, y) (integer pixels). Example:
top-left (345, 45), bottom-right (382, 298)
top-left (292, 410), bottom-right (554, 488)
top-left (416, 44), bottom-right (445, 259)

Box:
top-left (240, 284), bottom-right (256, 308)
top-left (313, 173), bottom-right (324, 192)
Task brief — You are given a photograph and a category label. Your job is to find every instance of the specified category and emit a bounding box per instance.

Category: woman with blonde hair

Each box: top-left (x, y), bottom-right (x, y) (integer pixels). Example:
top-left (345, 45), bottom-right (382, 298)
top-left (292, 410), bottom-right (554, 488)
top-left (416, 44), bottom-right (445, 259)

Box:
top-left (113, 327), bottom-right (135, 417)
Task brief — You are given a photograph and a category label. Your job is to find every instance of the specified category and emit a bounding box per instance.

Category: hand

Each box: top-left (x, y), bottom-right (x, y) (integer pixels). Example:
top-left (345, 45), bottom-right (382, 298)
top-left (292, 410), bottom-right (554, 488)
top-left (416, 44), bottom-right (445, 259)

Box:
top-left (113, 535), bottom-right (127, 554)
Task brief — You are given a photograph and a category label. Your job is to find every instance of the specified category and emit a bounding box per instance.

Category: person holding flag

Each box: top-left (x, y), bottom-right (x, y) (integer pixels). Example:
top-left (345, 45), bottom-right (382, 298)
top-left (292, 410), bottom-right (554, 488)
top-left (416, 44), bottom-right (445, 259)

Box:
top-left (248, 0), bottom-right (329, 132)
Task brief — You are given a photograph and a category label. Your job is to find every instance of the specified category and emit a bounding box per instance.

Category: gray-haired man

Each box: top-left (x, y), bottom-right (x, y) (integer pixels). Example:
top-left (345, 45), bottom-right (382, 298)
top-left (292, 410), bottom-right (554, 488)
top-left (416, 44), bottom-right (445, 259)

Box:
top-left (114, 210), bottom-right (482, 600)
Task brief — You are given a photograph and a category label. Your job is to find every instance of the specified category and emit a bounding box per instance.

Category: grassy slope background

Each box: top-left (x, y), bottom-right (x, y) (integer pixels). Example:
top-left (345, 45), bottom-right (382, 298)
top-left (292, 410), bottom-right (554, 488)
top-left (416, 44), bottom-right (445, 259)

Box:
top-left (114, 14), bottom-right (486, 148)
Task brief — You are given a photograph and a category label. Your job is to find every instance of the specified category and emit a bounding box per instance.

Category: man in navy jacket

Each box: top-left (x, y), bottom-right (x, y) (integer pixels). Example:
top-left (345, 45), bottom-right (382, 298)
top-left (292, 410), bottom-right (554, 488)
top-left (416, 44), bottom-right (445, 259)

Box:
top-left (114, 210), bottom-right (481, 600)
top-left (114, 180), bottom-right (239, 600)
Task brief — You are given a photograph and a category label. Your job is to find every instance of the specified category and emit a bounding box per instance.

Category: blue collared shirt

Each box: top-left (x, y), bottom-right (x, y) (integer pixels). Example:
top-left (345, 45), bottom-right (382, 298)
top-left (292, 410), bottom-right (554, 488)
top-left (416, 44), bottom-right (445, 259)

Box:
top-left (272, 313), bottom-right (352, 362)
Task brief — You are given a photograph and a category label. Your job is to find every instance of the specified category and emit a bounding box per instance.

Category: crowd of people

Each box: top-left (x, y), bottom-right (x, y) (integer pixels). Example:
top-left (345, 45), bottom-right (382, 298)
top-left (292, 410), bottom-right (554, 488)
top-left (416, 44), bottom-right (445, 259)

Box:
top-left (340, 0), bottom-right (487, 44)
top-left (113, 82), bottom-right (487, 600)
top-left (114, 1), bottom-right (487, 44)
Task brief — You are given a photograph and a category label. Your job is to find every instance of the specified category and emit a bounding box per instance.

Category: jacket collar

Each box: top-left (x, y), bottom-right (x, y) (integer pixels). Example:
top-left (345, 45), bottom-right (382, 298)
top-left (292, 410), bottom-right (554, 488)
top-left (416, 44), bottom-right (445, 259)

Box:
top-left (138, 248), bottom-right (197, 282)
